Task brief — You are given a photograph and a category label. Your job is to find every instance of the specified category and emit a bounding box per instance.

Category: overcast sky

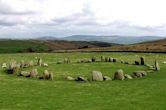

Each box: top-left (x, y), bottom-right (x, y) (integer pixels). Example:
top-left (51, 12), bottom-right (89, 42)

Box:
top-left (0, 0), bottom-right (166, 38)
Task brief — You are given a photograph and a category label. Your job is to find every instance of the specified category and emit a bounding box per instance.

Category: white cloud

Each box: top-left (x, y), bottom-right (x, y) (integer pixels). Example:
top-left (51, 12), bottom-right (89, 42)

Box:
top-left (0, 0), bottom-right (166, 38)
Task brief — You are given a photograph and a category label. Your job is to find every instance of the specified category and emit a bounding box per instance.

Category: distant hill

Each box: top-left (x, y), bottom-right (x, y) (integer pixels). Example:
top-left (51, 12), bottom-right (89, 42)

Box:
top-left (60, 35), bottom-right (164, 44)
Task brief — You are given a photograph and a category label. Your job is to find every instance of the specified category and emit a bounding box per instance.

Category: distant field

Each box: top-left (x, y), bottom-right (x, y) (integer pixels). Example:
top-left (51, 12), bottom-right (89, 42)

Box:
top-left (0, 52), bottom-right (166, 110)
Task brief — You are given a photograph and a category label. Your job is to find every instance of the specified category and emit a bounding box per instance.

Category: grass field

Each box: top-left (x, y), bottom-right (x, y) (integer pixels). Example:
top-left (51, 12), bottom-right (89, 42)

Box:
top-left (0, 52), bottom-right (166, 110)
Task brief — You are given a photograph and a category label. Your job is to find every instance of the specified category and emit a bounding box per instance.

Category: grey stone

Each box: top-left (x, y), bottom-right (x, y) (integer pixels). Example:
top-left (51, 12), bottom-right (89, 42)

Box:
top-left (65, 76), bottom-right (75, 81)
top-left (112, 58), bottom-right (117, 62)
top-left (140, 57), bottom-right (145, 65)
top-left (114, 69), bottom-right (125, 80)
top-left (30, 69), bottom-right (38, 78)
top-left (133, 71), bottom-right (147, 77)
top-left (155, 60), bottom-right (160, 71)
top-left (124, 74), bottom-right (133, 79)
top-left (28, 60), bottom-right (34, 67)
top-left (101, 56), bottom-right (105, 62)
top-left (21, 71), bottom-right (30, 77)
top-left (92, 71), bottom-right (103, 81)
top-left (76, 76), bottom-right (88, 81)
top-left (103, 76), bottom-right (112, 81)
top-left (91, 57), bottom-right (96, 62)
top-left (2, 63), bottom-right (7, 68)
top-left (43, 70), bottom-right (53, 80)
top-left (37, 58), bottom-right (42, 66)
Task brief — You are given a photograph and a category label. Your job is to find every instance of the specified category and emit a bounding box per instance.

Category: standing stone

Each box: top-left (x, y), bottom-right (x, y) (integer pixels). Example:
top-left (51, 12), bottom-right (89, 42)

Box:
top-left (7, 60), bottom-right (17, 74)
top-left (64, 58), bottom-right (70, 64)
top-left (20, 60), bottom-right (25, 68)
top-left (108, 57), bottom-right (112, 62)
top-left (30, 69), bottom-right (38, 78)
top-left (28, 60), bottom-right (34, 67)
top-left (113, 58), bottom-right (117, 62)
top-left (101, 56), bottom-right (105, 62)
top-left (91, 57), bottom-right (96, 62)
top-left (92, 71), bottom-right (103, 81)
top-left (8, 60), bottom-right (17, 70)
top-left (114, 69), bottom-right (125, 80)
top-left (49, 72), bottom-right (54, 80)
top-left (13, 65), bottom-right (21, 75)
top-left (140, 57), bottom-right (145, 65)
top-left (155, 60), bottom-right (160, 71)
top-left (43, 70), bottom-right (50, 79)
top-left (37, 58), bottom-right (42, 66)
top-left (105, 57), bottom-right (109, 62)
top-left (43, 70), bottom-right (53, 80)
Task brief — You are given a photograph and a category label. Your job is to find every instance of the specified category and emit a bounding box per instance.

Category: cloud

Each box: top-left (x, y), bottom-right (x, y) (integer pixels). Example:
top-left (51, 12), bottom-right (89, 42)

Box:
top-left (0, 0), bottom-right (166, 38)
top-left (0, 0), bottom-right (39, 15)
top-left (50, 4), bottom-right (97, 26)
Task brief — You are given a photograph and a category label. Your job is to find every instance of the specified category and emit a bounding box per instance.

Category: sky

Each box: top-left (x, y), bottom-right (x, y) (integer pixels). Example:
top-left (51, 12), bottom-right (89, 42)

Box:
top-left (0, 0), bottom-right (166, 38)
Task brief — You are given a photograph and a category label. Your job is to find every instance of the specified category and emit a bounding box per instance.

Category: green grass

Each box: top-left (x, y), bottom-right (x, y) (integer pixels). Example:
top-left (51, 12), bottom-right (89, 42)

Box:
top-left (0, 52), bottom-right (166, 110)
top-left (0, 40), bottom-right (48, 53)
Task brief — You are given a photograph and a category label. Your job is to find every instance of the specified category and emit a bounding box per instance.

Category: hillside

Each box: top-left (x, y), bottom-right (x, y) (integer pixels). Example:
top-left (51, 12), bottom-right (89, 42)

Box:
top-left (60, 35), bottom-right (164, 44)
top-left (0, 40), bottom-right (116, 53)
top-left (69, 38), bottom-right (166, 53)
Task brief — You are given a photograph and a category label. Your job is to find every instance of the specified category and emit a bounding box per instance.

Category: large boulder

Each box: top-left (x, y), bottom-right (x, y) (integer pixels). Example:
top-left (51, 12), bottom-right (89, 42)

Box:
top-left (114, 69), bottom-right (125, 80)
top-left (92, 71), bottom-right (103, 81)
top-left (140, 57), bottom-right (145, 65)
top-left (155, 60), bottom-right (160, 71)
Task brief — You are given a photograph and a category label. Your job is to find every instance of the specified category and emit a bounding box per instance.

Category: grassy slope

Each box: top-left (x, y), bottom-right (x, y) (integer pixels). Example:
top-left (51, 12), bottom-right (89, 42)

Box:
top-left (0, 40), bottom-right (48, 53)
top-left (0, 40), bottom-right (115, 53)
top-left (0, 52), bottom-right (166, 110)
top-left (76, 39), bottom-right (166, 52)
